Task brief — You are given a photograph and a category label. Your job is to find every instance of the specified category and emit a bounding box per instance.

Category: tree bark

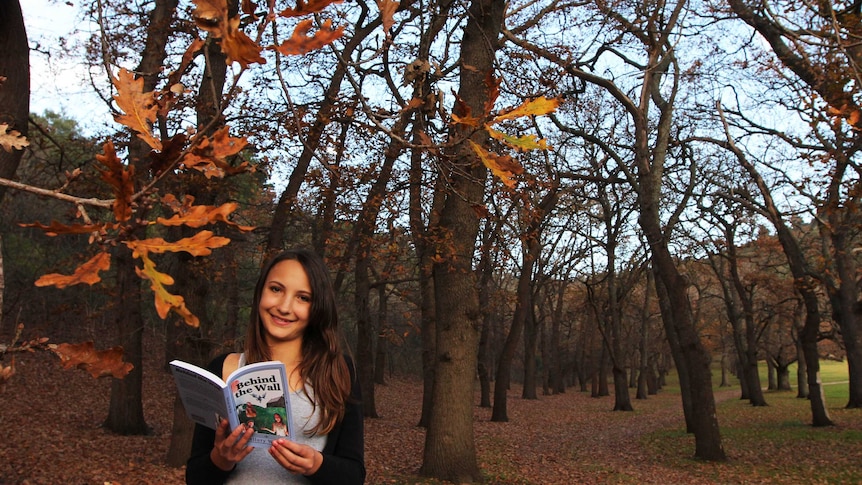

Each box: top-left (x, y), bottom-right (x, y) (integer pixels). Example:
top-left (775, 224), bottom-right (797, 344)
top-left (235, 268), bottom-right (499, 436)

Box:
top-left (104, 0), bottom-right (178, 436)
top-left (420, 0), bottom-right (505, 479)
top-left (0, 0), bottom-right (29, 204)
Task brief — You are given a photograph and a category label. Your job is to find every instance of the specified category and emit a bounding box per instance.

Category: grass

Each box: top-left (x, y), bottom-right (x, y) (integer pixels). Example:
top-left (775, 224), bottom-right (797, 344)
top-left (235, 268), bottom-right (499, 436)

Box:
top-left (640, 359), bottom-right (862, 484)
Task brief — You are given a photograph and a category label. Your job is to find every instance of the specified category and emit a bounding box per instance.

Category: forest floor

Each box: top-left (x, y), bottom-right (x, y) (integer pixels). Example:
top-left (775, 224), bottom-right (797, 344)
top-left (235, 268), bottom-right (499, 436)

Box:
top-left (1, 332), bottom-right (861, 484)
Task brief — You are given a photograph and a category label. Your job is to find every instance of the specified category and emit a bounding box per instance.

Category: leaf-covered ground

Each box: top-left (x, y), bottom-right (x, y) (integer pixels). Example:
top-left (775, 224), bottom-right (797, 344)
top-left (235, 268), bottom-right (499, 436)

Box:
top-left (2, 334), bottom-right (860, 484)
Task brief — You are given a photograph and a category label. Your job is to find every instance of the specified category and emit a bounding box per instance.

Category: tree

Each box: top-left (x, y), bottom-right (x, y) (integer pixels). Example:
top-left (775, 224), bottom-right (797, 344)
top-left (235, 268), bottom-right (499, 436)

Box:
top-left (698, 108), bottom-right (834, 425)
top-left (0, 0), bottom-right (29, 203)
top-left (505, 0), bottom-right (727, 460)
top-left (727, 0), bottom-right (862, 410)
top-left (420, 0), bottom-right (507, 479)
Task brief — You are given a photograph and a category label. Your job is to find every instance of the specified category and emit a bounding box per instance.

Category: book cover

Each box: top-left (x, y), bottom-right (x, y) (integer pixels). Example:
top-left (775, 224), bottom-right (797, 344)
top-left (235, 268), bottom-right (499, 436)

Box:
top-left (170, 359), bottom-right (293, 445)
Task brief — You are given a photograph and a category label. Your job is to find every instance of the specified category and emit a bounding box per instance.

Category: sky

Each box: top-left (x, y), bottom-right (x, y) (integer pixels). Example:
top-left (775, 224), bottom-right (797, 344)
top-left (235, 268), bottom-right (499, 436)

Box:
top-left (21, 0), bottom-right (111, 129)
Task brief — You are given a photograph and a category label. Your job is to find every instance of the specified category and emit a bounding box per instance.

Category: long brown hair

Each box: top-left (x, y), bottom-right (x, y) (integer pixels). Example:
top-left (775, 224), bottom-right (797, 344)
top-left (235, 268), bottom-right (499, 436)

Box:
top-left (244, 249), bottom-right (352, 435)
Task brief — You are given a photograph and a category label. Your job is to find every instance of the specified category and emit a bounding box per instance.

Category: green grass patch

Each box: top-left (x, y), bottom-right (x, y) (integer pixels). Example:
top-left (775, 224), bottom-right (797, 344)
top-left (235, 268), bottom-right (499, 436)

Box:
top-left (642, 383), bottom-right (862, 484)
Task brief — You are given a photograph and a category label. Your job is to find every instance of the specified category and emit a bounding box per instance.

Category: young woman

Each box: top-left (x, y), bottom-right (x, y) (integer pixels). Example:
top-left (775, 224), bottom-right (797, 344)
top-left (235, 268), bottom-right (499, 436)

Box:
top-left (262, 413), bottom-right (289, 437)
top-left (186, 249), bottom-right (365, 484)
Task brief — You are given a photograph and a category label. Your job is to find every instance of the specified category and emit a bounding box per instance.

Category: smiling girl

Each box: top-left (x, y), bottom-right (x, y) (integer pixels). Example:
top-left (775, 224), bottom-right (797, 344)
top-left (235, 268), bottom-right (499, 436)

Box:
top-left (186, 249), bottom-right (365, 484)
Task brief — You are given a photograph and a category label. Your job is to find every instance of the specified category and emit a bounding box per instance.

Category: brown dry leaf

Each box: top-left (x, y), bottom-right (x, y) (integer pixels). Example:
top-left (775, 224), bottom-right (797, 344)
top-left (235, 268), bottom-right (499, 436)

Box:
top-left (96, 140), bottom-right (135, 222)
top-left (0, 358), bottom-right (14, 392)
top-left (157, 200), bottom-right (255, 232)
top-left (34, 252), bottom-right (111, 289)
top-left (269, 19), bottom-right (344, 56)
top-left (377, 0), bottom-right (399, 34)
top-left (193, 0), bottom-right (264, 67)
top-left (18, 220), bottom-right (108, 237)
top-left (0, 123), bottom-right (28, 152)
top-left (468, 139), bottom-right (523, 188)
top-left (51, 342), bottom-right (133, 379)
top-left (278, 0), bottom-right (343, 18)
top-left (182, 126), bottom-right (251, 178)
top-left (112, 69), bottom-right (162, 150)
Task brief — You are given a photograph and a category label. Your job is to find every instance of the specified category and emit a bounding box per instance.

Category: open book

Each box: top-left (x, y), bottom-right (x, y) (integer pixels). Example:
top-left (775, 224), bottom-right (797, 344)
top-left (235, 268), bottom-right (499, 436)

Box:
top-left (170, 359), bottom-right (293, 445)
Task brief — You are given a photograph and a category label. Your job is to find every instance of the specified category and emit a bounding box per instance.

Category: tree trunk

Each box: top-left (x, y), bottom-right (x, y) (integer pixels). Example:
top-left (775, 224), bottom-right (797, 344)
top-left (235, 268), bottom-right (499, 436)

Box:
top-left (104, 244), bottom-right (148, 434)
top-left (492, 238), bottom-right (534, 420)
top-left (795, 306), bottom-right (809, 399)
top-left (0, 0), bottom-right (29, 204)
top-left (105, 0), bottom-right (178, 436)
top-left (727, 129), bottom-right (832, 426)
top-left (165, 3), bottom-right (231, 463)
top-left (522, 308), bottom-right (539, 400)
top-left (824, 227), bottom-right (862, 408)
top-left (420, 0), bottom-right (504, 479)
top-left (477, 226), bottom-right (495, 408)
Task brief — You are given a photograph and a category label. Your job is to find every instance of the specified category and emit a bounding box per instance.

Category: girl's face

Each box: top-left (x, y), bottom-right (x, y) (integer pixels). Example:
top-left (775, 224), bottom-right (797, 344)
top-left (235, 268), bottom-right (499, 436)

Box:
top-left (274, 414), bottom-right (282, 423)
top-left (258, 259), bottom-right (312, 346)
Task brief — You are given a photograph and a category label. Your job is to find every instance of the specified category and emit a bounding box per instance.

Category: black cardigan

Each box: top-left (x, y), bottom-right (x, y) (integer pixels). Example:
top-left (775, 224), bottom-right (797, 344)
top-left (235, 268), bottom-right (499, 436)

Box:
top-left (185, 353), bottom-right (365, 484)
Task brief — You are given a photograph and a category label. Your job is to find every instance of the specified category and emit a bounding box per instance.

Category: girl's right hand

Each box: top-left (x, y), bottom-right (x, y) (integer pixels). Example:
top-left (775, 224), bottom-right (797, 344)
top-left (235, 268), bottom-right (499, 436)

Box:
top-left (210, 418), bottom-right (255, 471)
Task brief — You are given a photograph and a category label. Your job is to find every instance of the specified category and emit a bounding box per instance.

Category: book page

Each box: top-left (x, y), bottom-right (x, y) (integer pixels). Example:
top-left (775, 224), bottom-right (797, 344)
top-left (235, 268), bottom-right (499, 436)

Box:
top-left (170, 362), bottom-right (232, 431)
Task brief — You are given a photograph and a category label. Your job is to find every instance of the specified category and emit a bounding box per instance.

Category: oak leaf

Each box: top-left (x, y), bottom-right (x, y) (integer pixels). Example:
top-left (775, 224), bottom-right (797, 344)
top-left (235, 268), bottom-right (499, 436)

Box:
top-left (493, 96), bottom-right (560, 123)
top-left (488, 127), bottom-right (549, 151)
top-left (34, 252), bottom-right (111, 289)
top-left (157, 197), bottom-right (255, 231)
top-left (270, 19), bottom-right (344, 56)
top-left (112, 69), bottom-right (162, 150)
top-left (126, 230), bottom-right (231, 258)
top-left (278, 0), bottom-right (342, 17)
top-left (0, 123), bottom-right (28, 152)
top-left (96, 140), bottom-right (135, 222)
top-left (468, 139), bottom-right (523, 188)
top-left (193, 0), bottom-right (264, 67)
top-left (19, 220), bottom-right (108, 237)
top-left (377, 0), bottom-right (399, 34)
top-left (134, 252), bottom-right (200, 326)
top-left (51, 342), bottom-right (134, 379)
top-left (182, 126), bottom-right (251, 178)
top-left (451, 94), bottom-right (480, 126)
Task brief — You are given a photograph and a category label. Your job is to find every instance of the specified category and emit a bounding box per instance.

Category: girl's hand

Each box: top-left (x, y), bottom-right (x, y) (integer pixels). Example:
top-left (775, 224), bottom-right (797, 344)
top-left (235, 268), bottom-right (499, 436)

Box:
top-left (210, 418), bottom-right (254, 471)
top-left (269, 439), bottom-right (323, 476)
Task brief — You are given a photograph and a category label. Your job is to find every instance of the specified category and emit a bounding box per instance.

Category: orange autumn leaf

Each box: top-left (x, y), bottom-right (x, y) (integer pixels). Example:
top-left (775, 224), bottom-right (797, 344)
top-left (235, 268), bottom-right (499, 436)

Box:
top-left (157, 199), bottom-right (255, 232)
top-left (193, 0), bottom-right (264, 68)
top-left (468, 139), bottom-right (523, 188)
top-left (221, 16), bottom-right (266, 67)
top-left (19, 220), bottom-right (108, 237)
top-left (34, 252), bottom-right (111, 289)
top-left (270, 19), bottom-right (344, 56)
top-left (377, 0), bottom-right (399, 34)
top-left (112, 68), bottom-right (162, 150)
top-left (134, 252), bottom-right (200, 326)
top-left (126, 230), bottom-right (231, 258)
top-left (181, 126), bottom-right (251, 178)
top-left (278, 0), bottom-right (342, 18)
top-left (0, 357), bottom-right (15, 392)
top-left (96, 140), bottom-right (135, 222)
top-left (51, 342), bottom-right (133, 379)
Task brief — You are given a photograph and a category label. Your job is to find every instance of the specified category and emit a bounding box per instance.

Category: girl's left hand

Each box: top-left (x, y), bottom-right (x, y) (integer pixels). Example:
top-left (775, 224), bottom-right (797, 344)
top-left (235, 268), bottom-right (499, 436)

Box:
top-left (269, 439), bottom-right (323, 476)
